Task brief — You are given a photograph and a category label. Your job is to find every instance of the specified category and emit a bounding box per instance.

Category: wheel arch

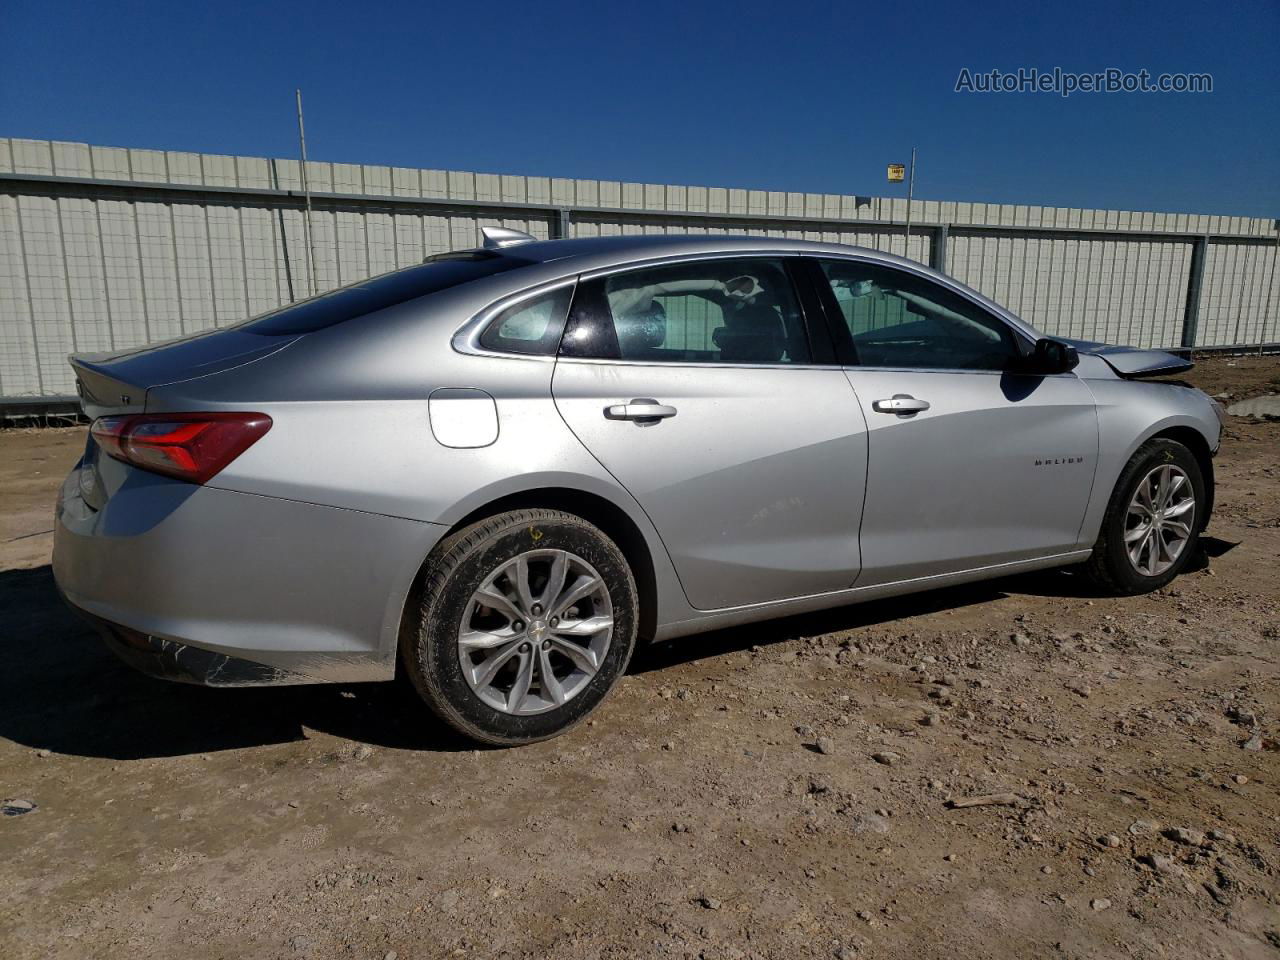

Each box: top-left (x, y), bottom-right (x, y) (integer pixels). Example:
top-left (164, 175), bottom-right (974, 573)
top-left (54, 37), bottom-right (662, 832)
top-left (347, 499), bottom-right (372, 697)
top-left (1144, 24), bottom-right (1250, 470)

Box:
top-left (399, 485), bottom-right (666, 659)
top-left (1147, 424), bottom-right (1215, 523)
top-left (1078, 401), bottom-right (1219, 551)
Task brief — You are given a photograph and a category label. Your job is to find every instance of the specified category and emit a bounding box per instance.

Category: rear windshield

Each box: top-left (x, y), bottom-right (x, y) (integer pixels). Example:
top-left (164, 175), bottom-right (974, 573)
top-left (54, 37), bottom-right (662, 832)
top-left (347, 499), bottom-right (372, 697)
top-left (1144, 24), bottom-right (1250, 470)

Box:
top-left (240, 251), bottom-right (534, 336)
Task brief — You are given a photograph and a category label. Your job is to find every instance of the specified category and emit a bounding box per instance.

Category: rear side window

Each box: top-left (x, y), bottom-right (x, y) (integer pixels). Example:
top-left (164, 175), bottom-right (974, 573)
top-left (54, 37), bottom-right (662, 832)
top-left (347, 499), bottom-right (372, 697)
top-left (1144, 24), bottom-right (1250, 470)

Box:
top-left (560, 258), bottom-right (811, 364)
top-left (240, 252), bottom-right (533, 336)
top-left (478, 285), bottom-right (574, 355)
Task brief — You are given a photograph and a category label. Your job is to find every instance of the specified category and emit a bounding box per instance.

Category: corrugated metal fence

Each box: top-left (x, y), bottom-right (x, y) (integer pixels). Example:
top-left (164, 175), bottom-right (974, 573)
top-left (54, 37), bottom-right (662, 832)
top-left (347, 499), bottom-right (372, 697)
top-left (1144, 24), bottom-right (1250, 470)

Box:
top-left (2, 138), bottom-right (1277, 400)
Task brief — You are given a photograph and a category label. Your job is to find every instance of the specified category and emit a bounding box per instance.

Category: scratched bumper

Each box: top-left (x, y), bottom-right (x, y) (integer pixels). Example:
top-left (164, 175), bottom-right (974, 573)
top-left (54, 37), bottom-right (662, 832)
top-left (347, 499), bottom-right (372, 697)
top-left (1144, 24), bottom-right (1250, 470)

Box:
top-left (74, 605), bottom-right (312, 686)
top-left (52, 457), bottom-right (446, 685)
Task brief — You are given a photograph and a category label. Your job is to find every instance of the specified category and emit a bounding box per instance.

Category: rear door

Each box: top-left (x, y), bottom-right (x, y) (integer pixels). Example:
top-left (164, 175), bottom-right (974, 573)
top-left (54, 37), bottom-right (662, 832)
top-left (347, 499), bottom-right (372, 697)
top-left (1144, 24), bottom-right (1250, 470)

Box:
top-left (551, 255), bottom-right (868, 611)
top-left (808, 256), bottom-right (1099, 586)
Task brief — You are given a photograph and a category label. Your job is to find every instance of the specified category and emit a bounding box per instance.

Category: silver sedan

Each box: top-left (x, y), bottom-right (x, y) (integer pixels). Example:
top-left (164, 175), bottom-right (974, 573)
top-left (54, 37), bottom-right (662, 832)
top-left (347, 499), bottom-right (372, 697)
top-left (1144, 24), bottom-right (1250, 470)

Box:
top-left (53, 231), bottom-right (1223, 744)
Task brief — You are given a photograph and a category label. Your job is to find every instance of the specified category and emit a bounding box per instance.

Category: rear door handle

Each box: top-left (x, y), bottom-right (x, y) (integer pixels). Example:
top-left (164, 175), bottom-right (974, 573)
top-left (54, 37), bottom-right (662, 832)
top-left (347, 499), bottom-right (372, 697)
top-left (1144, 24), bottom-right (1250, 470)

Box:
top-left (604, 398), bottom-right (678, 422)
top-left (872, 394), bottom-right (930, 414)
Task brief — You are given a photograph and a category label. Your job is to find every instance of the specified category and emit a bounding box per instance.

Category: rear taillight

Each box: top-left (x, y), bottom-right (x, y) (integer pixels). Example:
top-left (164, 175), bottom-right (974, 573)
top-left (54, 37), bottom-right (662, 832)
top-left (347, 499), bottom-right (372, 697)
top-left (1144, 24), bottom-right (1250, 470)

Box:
top-left (90, 413), bottom-right (272, 485)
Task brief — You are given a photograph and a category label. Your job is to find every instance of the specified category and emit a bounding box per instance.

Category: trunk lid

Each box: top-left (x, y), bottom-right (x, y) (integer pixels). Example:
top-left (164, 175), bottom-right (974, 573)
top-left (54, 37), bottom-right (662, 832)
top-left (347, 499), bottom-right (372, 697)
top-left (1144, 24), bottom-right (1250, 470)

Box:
top-left (70, 329), bottom-right (297, 419)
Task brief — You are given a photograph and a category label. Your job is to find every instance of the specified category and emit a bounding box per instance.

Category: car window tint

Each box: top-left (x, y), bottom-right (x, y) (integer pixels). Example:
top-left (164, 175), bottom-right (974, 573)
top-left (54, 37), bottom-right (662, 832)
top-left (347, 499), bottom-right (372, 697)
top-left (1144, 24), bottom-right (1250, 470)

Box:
top-left (240, 252), bottom-right (533, 336)
top-left (561, 258), bottom-right (810, 364)
top-left (479, 286), bottom-right (573, 355)
top-left (818, 260), bottom-right (1020, 371)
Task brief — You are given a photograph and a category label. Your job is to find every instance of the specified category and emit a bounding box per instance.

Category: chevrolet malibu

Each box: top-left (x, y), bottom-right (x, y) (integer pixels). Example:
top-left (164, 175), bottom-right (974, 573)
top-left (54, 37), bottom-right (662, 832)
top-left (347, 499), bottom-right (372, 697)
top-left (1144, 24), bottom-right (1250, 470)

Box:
top-left (54, 231), bottom-right (1224, 744)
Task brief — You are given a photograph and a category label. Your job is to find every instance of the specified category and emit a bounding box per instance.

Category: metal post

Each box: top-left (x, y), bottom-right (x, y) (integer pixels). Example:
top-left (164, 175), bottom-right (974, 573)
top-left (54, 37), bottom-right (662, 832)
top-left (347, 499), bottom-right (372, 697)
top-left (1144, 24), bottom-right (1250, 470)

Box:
top-left (1264, 219), bottom-right (1280, 355)
top-left (295, 88), bottom-right (317, 298)
top-left (932, 224), bottom-right (949, 273)
top-left (904, 147), bottom-right (916, 260)
top-left (1180, 234), bottom-right (1209, 351)
top-left (270, 158), bottom-right (296, 302)
top-left (1229, 229), bottom-right (1259, 348)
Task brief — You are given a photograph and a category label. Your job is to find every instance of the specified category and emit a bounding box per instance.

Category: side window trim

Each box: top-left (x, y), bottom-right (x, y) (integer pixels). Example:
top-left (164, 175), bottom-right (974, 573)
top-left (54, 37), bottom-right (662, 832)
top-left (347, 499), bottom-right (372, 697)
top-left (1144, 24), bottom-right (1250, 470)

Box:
top-left (561, 274), bottom-right (621, 360)
top-left (806, 255), bottom-right (1032, 370)
top-left (784, 257), bottom-right (837, 365)
top-left (792, 257), bottom-right (847, 366)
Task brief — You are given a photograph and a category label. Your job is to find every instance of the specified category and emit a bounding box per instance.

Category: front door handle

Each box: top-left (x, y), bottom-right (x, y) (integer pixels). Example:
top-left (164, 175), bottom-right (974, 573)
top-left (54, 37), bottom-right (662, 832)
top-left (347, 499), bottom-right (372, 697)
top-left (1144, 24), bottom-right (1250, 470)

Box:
top-left (604, 398), bottom-right (678, 422)
top-left (872, 394), bottom-right (931, 415)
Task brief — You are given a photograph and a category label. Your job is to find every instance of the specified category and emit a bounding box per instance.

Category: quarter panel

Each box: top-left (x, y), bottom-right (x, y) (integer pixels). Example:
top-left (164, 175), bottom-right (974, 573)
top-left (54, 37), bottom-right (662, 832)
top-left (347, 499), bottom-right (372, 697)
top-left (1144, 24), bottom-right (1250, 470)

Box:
top-left (156, 345), bottom-right (595, 523)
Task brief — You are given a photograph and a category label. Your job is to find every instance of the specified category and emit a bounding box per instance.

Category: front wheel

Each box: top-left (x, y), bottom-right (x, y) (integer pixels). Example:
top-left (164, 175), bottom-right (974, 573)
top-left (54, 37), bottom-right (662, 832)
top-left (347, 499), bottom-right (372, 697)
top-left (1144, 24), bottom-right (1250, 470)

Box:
top-left (1085, 438), bottom-right (1206, 595)
top-left (401, 509), bottom-right (638, 746)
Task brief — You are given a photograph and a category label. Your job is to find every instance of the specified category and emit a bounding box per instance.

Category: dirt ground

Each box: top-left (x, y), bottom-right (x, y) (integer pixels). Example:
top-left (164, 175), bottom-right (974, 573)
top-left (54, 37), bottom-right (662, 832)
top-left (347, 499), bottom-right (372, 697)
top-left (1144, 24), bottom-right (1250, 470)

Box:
top-left (1, 355), bottom-right (1277, 960)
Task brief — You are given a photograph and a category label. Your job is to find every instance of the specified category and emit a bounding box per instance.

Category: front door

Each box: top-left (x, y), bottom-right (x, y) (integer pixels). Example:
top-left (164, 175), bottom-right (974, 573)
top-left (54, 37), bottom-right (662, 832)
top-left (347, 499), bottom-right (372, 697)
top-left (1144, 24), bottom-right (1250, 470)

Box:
top-left (551, 255), bottom-right (868, 611)
top-left (809, 256), bottom-right (1099, 586)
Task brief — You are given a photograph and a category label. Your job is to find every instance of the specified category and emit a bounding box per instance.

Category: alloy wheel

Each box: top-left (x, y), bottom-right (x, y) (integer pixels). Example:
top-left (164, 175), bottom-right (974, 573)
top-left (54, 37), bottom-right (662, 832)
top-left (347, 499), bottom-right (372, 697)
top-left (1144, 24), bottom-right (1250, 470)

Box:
top-left (1124, 464), bottom-right (1196, 577)
top-left (458, 549), bottom-right (614, 715)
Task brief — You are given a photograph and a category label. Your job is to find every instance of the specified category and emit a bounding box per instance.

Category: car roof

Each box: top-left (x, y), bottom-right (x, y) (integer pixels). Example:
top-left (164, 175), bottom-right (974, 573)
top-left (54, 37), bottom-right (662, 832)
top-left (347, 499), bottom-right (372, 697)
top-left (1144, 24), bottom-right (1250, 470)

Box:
top-left (493, 233), bottom-right (901, 268)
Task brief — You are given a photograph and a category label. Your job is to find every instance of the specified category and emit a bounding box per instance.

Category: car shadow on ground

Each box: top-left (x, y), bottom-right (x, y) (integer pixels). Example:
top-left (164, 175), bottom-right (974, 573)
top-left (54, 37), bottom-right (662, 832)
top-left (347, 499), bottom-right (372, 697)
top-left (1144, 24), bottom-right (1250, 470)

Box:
top-left (630, 577), bottom-right (1012, 675)
top-left (629, 537), bottom-right (1239, 673)
top-left (0, 565), bottom-right (476, 760)
top-left (0, 541), bottom-right (1239, 760)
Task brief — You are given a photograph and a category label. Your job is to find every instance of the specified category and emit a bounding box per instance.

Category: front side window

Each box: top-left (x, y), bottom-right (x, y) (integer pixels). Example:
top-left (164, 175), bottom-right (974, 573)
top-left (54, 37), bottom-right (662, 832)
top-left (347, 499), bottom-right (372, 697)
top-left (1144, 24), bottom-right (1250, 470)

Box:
top-left (561, 258), bottom-right (811, 364)
top-left (478, 285), bottom-right (573, 355)
top-left (818, 259), bottom-right (1021, 371)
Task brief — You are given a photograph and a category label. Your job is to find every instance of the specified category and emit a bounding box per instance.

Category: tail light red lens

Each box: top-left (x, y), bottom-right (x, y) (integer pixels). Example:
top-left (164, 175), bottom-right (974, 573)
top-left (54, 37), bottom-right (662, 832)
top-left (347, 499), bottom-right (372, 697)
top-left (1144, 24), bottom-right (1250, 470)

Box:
top-left (90, 413), bottom-right (272, 485)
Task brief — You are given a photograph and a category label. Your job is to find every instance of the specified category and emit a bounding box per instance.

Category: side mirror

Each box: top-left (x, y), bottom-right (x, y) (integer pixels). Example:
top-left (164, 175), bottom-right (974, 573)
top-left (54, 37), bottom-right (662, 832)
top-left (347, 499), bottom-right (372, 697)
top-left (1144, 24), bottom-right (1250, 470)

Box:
top-left (1024, 337), bottom-right (1079, 375)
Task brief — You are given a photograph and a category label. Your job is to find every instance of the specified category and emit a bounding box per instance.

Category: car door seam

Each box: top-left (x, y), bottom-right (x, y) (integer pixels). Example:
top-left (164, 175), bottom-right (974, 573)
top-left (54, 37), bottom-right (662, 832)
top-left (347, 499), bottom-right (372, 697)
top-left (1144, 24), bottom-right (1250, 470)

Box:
top-left (840, 366), bottom-right (873, 590)
top-left (1072, 376), bottom-right (1105, 548)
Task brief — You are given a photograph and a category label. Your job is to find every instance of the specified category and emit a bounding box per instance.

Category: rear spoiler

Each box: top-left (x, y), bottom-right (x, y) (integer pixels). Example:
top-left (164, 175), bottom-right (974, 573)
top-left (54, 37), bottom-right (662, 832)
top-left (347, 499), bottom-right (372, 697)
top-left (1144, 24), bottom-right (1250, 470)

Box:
top-left (68, 330), bottom-right (297, 419)
top-left (70, 355), bottom-right (149, 418)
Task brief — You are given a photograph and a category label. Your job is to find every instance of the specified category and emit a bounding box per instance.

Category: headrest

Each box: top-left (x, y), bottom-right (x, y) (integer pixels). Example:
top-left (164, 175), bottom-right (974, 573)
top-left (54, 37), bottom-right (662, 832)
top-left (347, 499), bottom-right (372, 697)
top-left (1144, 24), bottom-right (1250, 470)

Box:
top-left (617, 300), bottom-right (667, 352)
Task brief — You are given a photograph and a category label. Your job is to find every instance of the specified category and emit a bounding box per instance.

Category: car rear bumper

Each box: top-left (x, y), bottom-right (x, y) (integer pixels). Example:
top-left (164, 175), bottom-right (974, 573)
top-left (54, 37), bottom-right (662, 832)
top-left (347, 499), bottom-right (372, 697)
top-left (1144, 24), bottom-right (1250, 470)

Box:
top-left (52, 459), bottom-right (446, 685)
top-left (66, 600), bottom-right (316, 685)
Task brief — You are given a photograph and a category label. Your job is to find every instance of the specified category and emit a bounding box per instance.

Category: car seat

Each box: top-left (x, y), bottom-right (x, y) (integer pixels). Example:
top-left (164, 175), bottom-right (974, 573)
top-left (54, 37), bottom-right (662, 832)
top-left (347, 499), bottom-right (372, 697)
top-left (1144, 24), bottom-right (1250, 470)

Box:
top-left (713, 301), bottom-right (786, 362)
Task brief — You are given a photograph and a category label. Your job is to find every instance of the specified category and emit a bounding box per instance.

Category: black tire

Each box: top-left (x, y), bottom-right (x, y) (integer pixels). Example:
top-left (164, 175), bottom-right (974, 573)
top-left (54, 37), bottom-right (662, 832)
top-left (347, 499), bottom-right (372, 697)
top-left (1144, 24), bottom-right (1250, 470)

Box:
top-left (400, 508), bottom-right (638, 746)
top-left (1085, 438), bottom-right (1206, 595)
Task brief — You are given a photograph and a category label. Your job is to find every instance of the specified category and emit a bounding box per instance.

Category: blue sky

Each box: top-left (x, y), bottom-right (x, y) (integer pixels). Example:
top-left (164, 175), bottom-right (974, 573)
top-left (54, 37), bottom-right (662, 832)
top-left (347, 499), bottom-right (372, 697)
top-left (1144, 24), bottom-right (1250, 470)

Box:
top-left (3, 0), bottom-right (1277, 216)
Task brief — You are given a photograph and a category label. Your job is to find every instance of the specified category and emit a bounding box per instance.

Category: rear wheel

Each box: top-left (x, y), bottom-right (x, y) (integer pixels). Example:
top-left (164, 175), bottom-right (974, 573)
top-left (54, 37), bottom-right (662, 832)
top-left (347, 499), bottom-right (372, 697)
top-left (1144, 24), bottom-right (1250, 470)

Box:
top-left (401, 509), bottom-right (638, 746)
top-left (1085, 438), bottom-right (1205, 595)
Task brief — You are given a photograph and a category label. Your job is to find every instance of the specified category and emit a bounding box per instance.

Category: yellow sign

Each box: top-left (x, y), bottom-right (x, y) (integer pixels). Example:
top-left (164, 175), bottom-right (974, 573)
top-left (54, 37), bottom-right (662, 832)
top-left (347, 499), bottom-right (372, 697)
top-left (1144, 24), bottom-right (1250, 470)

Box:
top-left (887, 163), bottom-right (905, 183)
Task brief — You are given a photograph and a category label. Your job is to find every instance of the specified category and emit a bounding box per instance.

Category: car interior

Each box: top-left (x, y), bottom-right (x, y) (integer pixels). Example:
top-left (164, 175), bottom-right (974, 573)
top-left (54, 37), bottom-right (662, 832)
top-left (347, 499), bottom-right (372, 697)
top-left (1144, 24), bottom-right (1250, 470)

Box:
top-left (822, 260), bottom-right (1021, 370)
top-left (605, 260), bottom-right (811, 364)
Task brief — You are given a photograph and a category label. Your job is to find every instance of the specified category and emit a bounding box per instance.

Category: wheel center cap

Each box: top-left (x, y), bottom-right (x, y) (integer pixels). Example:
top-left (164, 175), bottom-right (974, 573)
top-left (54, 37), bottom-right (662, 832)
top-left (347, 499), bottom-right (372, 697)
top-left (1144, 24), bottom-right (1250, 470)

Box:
top-left (529, 620), bottom-right (549, 642)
